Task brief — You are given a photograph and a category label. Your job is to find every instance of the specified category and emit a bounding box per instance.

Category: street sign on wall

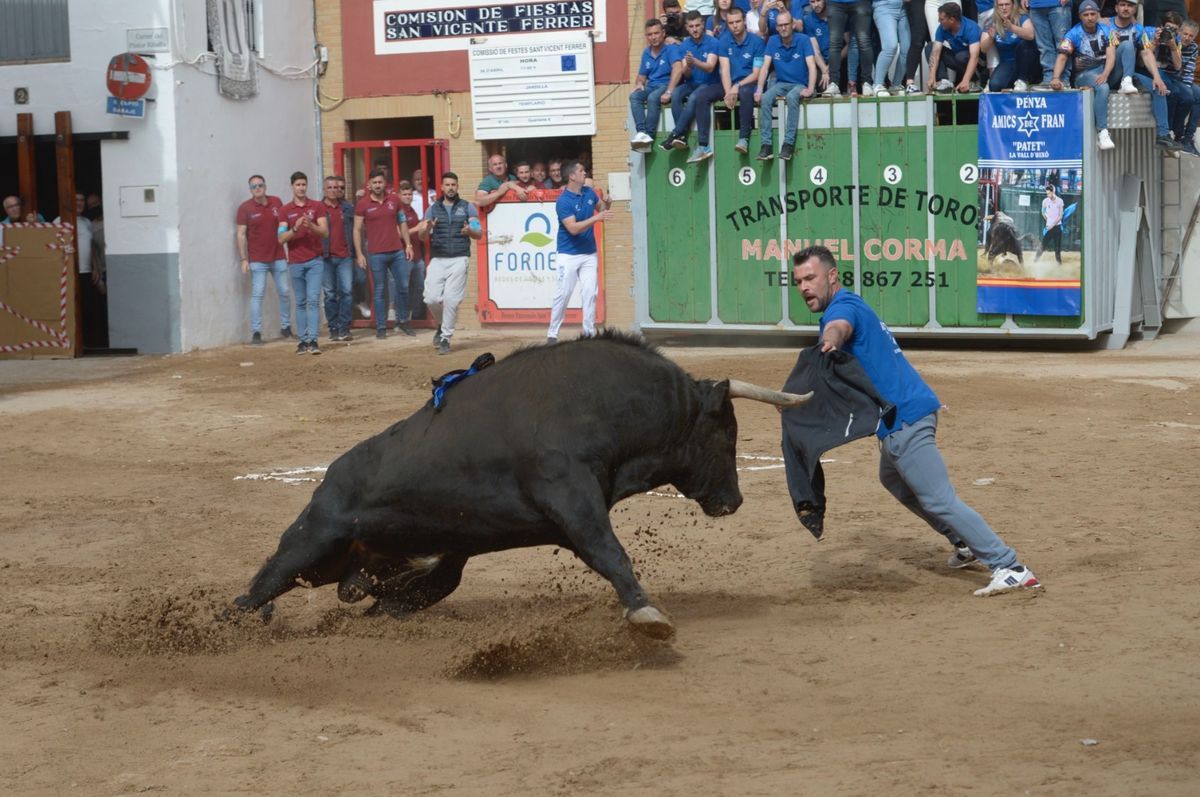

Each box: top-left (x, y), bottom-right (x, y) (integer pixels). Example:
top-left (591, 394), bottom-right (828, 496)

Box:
top-left (106, 53), bottom-right (152, 101)
top-left (468, 33), bottom-right (596, 139)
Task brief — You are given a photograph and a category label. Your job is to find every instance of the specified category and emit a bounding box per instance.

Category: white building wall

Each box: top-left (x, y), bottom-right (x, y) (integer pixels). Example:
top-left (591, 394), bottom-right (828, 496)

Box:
top-left (1, 0), bottom-right (316, 352)
top-left (171, 0), bottom-right (317, 350)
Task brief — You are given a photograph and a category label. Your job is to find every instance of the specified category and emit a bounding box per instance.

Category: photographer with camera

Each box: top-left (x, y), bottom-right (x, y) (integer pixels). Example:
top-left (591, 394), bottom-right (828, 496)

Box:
top-left (1155, 14), bottom-right (1199, 155)
top-left (661, 0), bottom-right (688, 43)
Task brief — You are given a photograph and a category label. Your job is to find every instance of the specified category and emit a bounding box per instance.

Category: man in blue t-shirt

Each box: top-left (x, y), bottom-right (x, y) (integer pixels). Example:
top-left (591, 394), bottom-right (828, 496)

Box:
top-left (720, 6), bottom-right (766, 154)
top-left (925, 2), bottom-right (986, 93)
top-left (546, 161), bottom-right (611, 344)
top-left (661, 10), bottom-right (725, 164)
top-left (1049, 0), bottom-right (1119, 151)
top-left (629, 18), bottom-right (685, 152)
top-left (755, 11), bottom-right (816, 162)
top-left (791, 245), bottom-right (1041, 597)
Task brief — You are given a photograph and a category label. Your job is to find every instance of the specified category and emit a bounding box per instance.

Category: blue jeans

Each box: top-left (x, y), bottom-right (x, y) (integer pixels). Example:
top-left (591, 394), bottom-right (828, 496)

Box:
top-left (828, 0), bottom-right (873, 87)
top-left (670, 82), bottom-right (726, 145)
top-left (629, 83), bottom-right (669, 136)
top-left (250, 259), bottom-right (290, 334)
top-left (369, 249), bottom-right (411, 330)
top-left (408, 259), bottom-right (426, 320)
top-left (1029, 5), bottom-right (1071, 84)
top-left (873, 0), bottom-right (905, 88)
top-left (288, 258), bottom-right (324, 343)
top-left (988, 42), bottom-right (1040, 91)
top-left (1165, 76), bottom-right (1198, 142)
top-left (1117, 41), bottom-right (1169, 136)
top-left (322, 256), bottom-right (352, 335)
top-left (1075, 66), bottom-right (1119, 130)
top-left (759, 81), bottom-right (811, 146)
top-left (879, 413), bottom-right (1018, 571)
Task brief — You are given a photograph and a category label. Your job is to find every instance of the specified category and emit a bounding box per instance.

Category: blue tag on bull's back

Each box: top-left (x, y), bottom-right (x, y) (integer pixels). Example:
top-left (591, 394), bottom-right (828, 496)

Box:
top-left (431, 352), bottom-right (495, 411)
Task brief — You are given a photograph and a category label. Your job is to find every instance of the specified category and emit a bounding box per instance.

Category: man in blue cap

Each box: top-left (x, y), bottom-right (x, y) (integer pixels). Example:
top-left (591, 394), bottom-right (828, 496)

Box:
top-left (1050, 0), bottom-right (1120, 151)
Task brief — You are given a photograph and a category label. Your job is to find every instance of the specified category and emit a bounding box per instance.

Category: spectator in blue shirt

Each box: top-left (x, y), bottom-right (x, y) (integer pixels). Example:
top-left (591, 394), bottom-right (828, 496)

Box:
top-left (925, 3), bottom-right (985, 92)
top-left (1105, 0), bottom-right (1175, 149)
top-left (981, 0), bottom-right (1038, 92)
top-left (719, 7), bottom-right (767, 155)
top-left (629, 19), bottom-right (685, 152)
top-left (1050, 1), bottom-right (1119, 151)
top-left (755, 11), bottom-right (817, 161)
top-left (662, 11), bottom-right (725, 163)
top-left (546, 161), bottom-right (611, 344)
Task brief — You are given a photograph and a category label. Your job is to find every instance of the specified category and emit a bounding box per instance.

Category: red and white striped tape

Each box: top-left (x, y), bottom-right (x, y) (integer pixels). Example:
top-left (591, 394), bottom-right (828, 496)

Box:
top-left (0, 238), bottom-right (72, 354)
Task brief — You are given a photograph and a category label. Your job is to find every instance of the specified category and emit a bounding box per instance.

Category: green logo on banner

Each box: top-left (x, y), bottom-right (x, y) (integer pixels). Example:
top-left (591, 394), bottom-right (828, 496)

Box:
top-left (521, 213), bottom-right (553, 248)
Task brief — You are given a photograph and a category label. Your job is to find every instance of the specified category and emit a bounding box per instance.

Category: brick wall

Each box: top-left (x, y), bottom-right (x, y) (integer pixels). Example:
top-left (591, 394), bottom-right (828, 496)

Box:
top-left (314, 1), bottom-right (650, 331)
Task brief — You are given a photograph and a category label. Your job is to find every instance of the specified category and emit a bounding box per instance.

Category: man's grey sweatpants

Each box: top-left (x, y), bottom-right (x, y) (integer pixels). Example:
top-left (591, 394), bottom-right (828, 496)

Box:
top-left (878, 412), bottom-right (1017, 571)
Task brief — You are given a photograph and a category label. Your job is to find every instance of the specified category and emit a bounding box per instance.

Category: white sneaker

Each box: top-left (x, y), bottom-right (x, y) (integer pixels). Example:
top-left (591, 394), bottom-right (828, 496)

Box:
top-left (947, 545), bottom-right (979, 569)
top-left (935, 78), bottom-right (955, 93)
top-left (357, 302), bottom-right (371, 319)
top-left (822, 82), bottom-right (841, 98)
top-left (1118, 76), bottom-right (1137, 95)
top-left (1097, 128), bottom-right (1115, 150)
top-left (1014, 79), bottom-right (1029, 92)
top-left (974, 566), bottom-right (1041, 597)
top-left (875, 87), bottom-right (891, 98)
top-left (861, 82), bottom-right (876, 97)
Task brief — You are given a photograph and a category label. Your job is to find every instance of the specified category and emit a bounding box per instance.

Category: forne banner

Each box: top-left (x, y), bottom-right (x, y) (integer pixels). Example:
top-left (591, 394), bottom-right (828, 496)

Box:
top-left (976, 93), bottom-right (1083, 317)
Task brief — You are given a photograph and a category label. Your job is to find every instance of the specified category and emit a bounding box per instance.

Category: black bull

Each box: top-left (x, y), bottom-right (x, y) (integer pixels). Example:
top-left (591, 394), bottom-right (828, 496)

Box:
top-left (234, 334), bottom-right (810, 638)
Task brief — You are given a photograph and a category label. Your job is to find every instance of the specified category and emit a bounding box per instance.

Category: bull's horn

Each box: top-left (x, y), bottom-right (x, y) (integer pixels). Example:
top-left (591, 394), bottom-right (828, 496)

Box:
top-left (728, 380), bottom-right (812, 407)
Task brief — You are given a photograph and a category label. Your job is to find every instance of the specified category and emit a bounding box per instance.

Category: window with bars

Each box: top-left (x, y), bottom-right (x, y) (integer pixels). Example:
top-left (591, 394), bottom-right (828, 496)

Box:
top-left (0, 0), bottom-right (70, 64)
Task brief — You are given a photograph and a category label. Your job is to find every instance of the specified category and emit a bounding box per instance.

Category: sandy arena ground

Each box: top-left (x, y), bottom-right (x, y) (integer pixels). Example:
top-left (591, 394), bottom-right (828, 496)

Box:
top-left (2, 326), bottom-right (1198, 795)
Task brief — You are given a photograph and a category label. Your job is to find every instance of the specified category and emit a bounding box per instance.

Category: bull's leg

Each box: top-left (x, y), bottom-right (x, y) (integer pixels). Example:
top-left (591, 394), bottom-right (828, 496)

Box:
top-left (365, 555), bottom-right (468, 618)
top-left (530, 475), bottom-right (674, 639)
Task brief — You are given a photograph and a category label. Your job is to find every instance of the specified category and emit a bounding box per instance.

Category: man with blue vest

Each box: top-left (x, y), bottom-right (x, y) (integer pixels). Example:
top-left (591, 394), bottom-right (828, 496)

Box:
top-left (546, 162), bottom-right (612, 344)
top-left (755, 10), bottom-right (817, 162)
top-left (661, 10), bottom-right (724, 163)
top-left (420, 172), bottom-right (481, 356)
top-left (792, 245), bottom-right (1041, 598)
top-left (630, 18), bottom-right (685, 152)
top-left (721, 6), bottom-right (766, 155)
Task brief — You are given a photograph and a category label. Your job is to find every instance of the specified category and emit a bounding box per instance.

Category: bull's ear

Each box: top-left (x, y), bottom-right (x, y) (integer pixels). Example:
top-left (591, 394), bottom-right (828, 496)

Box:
top-left (701, 379), bottom-right (731, 414)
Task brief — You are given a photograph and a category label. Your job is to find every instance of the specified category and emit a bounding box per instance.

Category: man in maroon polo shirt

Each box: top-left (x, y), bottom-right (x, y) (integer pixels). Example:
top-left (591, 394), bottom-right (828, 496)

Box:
top-left (396, 180), bottom-right (428, 323)
top-left (277, 171), bottom-right (328, 355)
top-left (235, 175), bottom-right (291, 344)
top-left (354, 170), bottom-right (415, 340)
top-left (322, 175), bottom-right (355, 341)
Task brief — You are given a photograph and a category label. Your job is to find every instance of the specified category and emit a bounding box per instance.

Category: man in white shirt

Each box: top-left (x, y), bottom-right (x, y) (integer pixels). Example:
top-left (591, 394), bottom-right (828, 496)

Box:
top-left (1035, 182), bottom-right (1065, 264)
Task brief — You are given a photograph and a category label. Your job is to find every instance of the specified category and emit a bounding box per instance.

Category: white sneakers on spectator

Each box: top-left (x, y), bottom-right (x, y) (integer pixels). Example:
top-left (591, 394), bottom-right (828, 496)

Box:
top-left (974, 565), bottom-right (1041, 597)
top-left (875, 87), bottom-right (891, 98)
top-left (947, 545), bottom-right (978, 569)
top-left (1097, 129), bottom-right (1115, 150)
top-left (823, 82), bottom-right (841, 98)
top-left (861, 82), bottom-right (876, 97)
top-left (1014, 79), bottom-right (1029, 92)
top-left (1118, 76), bottom-right (1137, 94)
top-left (935, 78), bottom-right (954, 93)
top-left (630, 132), bottom-right (653, 151)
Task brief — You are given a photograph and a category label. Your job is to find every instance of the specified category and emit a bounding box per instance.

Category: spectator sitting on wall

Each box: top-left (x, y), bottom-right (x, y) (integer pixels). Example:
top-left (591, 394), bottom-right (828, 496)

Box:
top-left (926, 2), bottom-right (986, 93)
top-left (1104, 0), bottom-right (1178, 150)
top-left (2, 195), bottom-right (45, 224)
top-left (981, 0), bottom-right (1037, 93)
top-left (800, 0), bottom-right (835, 94)
top-left (661, 0), bottom-right (687, 42)
top-left (755, 10), bottom-right (817, 162)
top-left (1152, 12), bottom-right (1196, 153)
top-left (544, 159), bottom-right (567, 189)
top-left (721, 5), bottom-right (766, 156)
top-left (661, 10), bottom-right (724, 164)
top-left (476, 153), bottom-right (524, 212)
top-left (629, 18), bottom-right (685, 152)
top-left (1050, 0), bottom-right (1119, 151)
top-left (1165, 19), bottom-right (1198, 156)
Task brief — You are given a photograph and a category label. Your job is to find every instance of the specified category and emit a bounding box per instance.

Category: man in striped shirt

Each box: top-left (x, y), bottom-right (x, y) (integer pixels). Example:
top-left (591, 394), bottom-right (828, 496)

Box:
top-left (1164, 19), bottom-right (1199, 156)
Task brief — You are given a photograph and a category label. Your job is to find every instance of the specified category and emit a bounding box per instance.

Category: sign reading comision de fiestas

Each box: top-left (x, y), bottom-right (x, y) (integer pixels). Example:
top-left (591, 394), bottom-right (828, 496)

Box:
top-left (374, 0), bottom-right (607, 53)
top-left (477, 198), bottom-right (606, 324)
top-left (976, 93), bottom-right (1083, 317)
top-left (469, 33), bottom-right (596, 139)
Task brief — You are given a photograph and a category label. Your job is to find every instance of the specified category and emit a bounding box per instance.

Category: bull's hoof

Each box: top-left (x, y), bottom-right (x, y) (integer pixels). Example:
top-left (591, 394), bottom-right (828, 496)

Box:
top-left (625, 606), bottom-right (675, 640)
top-left (259, 602), bottom-right (275, 624)
top-left (337, 570), bottom-right (373, 604)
